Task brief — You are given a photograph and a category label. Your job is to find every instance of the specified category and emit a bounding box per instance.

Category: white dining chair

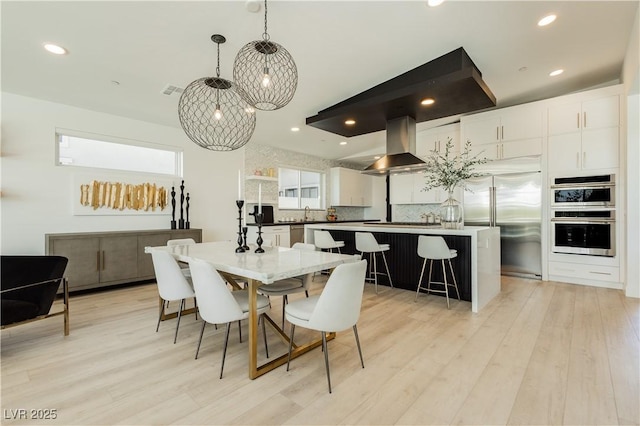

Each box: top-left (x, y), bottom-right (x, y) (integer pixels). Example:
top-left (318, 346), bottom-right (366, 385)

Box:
top-left (285, 258), bottom-right (367, 393)
top-left (415, 235), bottom-right (460, 308)
top-left (150, 250), bottom-right (197, 344)
top-left (355, 232), bottom-right (393, 294)
top-left (167, 238), bottom-right (196, 278)
top-left (257, 242), bottom-right (317, 328)
top-left (188, 258), bottom-right (271, 379)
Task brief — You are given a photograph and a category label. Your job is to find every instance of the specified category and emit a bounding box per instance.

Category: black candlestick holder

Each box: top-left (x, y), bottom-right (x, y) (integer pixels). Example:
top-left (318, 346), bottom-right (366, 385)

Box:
top-left (242, 226), bottom-right (250, 250)
top-left (254, 213), bottom-right (264, 253)
top-left (235, 200), bottom-right (245, 253)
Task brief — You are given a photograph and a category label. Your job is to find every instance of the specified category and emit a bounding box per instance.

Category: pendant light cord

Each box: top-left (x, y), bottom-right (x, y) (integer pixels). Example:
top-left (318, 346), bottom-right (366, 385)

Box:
top-left (215, 41), bottom-right (221, 104)
top-left (262, 0), bottom-right (270, 41)
top-left (216, 41), bottom-right (221, 78)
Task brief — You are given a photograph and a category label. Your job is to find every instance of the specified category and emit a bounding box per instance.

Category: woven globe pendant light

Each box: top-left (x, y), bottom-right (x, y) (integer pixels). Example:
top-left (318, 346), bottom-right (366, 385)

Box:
top-left (178, 34), bottom-right (256, 151)
top-left (233, 0), bottom-right (297, 111)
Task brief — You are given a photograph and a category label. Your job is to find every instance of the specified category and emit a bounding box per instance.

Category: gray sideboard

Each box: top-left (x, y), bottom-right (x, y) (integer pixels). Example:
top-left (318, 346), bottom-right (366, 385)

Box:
top-left (45, 229), bottom-right (202, 292)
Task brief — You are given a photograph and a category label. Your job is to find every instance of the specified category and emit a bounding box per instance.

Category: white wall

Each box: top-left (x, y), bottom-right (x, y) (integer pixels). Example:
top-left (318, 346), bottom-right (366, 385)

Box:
top-left (623, 7), bottom-right (640, 298)
top-left (1, 93), bottom-right (243, 254)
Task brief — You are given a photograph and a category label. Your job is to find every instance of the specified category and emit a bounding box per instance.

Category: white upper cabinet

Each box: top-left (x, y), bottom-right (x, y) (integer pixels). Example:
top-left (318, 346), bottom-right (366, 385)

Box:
top-left (547, 92), bottom-right (620, 172)
top-left (548, 95), bottom-right (619, 136)
top-left (462, 104), bottom-right (543, 160)
top-left (548, 127), bottom-right (619, 172)
top-left (389, 172), bottom-right (453, 205)
top-left (416, 123), bottom-right (460, 157)
top-left (329, 167), bottom-right (372, 206)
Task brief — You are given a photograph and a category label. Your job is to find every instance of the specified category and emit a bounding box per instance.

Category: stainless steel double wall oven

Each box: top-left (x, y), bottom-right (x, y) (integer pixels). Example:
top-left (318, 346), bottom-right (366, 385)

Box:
top-left (551, 174), bottom-right (616, 257)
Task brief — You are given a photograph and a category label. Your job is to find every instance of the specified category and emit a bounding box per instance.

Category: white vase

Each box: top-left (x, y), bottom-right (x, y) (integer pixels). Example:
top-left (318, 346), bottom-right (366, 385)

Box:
top-left (439, 190), bottom-right (463, 229)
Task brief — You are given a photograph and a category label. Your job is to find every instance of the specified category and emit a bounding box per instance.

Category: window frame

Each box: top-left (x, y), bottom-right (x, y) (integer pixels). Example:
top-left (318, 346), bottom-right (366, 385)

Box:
top-left (277, 166), bottom-right (325, 210)
top-left (55, 128), bottom-right (183, 177)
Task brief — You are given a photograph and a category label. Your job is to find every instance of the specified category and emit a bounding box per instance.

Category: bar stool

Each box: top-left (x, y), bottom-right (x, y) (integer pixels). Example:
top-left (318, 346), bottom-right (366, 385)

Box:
top-left (313, 230), bottom-right (345, 253)
top-left (313, 230), bottom-right (345, 279)
top-left (415, 235), bottom-right (460, 308)
top-left (355, 232), bottom-right (393, 293)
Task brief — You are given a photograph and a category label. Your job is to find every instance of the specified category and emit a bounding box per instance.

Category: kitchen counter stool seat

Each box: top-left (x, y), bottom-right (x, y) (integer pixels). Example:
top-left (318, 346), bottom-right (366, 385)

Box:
top-left (313, 230), bottom-right (345, 253)
top-left (355, 232), bottom-right (393, 294)
top-left (415, 235), bottom-right (460, 309)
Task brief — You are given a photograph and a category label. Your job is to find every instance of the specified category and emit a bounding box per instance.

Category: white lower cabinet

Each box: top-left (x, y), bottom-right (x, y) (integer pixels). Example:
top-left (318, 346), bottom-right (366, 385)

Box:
top-left (549, 261), bottom-right (620, 284)
top-left (247, 225), bottom-right (291, 248)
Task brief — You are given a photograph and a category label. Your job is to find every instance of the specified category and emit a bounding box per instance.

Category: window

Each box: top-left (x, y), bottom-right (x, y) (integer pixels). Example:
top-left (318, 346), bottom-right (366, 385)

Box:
top-left (57, 130), bottom-right (182, 176)
top-left (278, 167), bottom-right (324, 210)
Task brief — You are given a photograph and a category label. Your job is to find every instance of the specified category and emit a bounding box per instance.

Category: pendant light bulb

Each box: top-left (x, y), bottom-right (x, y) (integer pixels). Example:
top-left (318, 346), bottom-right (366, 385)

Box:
top-left (214, 104), bottom-right (223, 120)
top-left (261, 68), bottom-right (271, 88)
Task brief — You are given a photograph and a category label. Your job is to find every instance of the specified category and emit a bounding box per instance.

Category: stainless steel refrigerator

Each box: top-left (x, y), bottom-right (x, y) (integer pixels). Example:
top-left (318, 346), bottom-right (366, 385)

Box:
top-left (464, 156), bottom-right (542, 279)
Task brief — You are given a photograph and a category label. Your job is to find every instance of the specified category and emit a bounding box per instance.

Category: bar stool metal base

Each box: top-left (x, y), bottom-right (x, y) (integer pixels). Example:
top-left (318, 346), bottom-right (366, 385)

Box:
top-left (415, 258), bottom-right (460, 308)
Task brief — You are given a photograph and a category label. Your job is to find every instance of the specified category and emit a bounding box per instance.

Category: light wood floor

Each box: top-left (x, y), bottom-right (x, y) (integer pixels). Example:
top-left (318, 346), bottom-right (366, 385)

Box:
top-left (2, 276), bottom-right (639, 425)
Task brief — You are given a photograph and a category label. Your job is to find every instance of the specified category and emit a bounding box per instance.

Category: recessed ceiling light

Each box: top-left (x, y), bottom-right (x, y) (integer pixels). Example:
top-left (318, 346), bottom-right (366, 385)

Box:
top-left (421, 98), bottom-right (435, 106)
top-left (519, 66), bottom-right (528, 72)
top-left (345, 119), bottom-right (356, 125)
top-left (43, 43), bottom-right (67, 55)
top-left (374, 156), bottom-right (381, 160)
top-left (339, 141), bottom-right (347, 145)
top-left (291, 127), bottom-right (300, 132)
top-left (427, 0), bottom-right (444, 7)
top-left (549, 69), bottom-right (564, 77)
top-left (111, 80), bottom-right (120, 86)
top-left (538, 14), bottom-right (557, 27)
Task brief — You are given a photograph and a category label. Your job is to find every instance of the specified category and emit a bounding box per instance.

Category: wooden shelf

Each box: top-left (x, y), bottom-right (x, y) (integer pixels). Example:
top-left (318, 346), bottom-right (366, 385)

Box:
top-left (245, 175), bottom-right (277, 182)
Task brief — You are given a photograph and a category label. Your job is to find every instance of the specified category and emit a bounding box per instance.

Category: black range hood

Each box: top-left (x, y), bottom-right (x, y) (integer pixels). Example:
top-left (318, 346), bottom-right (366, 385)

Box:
top-left (305, 47), bottom-right (496, 174)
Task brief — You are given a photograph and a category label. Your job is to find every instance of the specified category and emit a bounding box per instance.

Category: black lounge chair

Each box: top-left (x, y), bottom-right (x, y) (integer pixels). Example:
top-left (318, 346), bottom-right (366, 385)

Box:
top-left (1, 255), bottom-right (70, 335)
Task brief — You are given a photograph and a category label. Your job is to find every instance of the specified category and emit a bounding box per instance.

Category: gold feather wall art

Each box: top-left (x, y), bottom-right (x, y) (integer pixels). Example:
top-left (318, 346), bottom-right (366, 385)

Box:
top-left (79, 180), bottom-right (168, 211)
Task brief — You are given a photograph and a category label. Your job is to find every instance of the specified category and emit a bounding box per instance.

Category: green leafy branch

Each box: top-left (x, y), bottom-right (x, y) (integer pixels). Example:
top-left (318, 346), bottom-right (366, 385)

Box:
top-left (421, 138), bottom-right (488, 194)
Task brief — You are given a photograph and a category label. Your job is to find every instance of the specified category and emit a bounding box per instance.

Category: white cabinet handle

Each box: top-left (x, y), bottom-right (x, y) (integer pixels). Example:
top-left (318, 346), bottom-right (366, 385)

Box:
top-left (577, 112), bottom-right (580, 129)
top-left (496, 126), bottom-right (500, 141)
top-left (501, 125), bottom-right (504, 140)
top-left (583, 111), bottom-right (587, 128)
top-left (496, 145), bottom-right (500, 158)
top-left (589, 271), bottom-right (612, 276)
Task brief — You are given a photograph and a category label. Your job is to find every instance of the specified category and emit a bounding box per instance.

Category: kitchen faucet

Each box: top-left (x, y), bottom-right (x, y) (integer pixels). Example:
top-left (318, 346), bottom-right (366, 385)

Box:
top-left (304, 206), bottom-right (311, 221)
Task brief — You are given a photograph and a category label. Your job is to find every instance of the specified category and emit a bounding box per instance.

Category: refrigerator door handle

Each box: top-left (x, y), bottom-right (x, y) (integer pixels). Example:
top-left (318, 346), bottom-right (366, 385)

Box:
top-left (489, 186), bottom-right (496, 227)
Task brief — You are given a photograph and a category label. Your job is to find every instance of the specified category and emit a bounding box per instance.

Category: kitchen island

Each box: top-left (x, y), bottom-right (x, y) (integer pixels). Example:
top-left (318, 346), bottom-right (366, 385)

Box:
top-left (304, 223), bottom-right (500, 312)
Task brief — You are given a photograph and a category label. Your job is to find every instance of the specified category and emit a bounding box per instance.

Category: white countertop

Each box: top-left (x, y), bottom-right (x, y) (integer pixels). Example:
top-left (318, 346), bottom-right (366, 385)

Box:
top-left (304, 222), bottom-right (493, 236)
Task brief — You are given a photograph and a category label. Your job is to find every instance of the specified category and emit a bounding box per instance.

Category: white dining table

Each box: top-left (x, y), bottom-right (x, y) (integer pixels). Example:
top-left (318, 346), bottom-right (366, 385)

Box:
top-left (145, 241), bottom-right (359, 379)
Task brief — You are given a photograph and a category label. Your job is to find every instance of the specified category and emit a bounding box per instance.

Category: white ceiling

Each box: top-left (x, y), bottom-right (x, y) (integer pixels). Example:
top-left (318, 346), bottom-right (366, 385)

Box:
top-left (2, 1), bottom-right (638, 165)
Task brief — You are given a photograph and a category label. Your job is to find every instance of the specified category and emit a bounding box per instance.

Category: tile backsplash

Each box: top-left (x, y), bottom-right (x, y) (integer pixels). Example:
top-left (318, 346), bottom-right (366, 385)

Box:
top-left (392, 203), bottom-right (442, 222)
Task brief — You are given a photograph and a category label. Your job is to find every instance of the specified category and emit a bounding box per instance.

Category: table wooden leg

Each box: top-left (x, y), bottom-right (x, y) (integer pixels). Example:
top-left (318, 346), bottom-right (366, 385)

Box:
top-left (248, 279), bottom-right (259, 379)
top-left (247, 294), bottom-right (335, 379)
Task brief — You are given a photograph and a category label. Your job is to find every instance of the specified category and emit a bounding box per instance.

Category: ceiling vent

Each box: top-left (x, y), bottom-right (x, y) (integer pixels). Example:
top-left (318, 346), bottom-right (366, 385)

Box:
top-left (161, 84), bottom-right (184, 96)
